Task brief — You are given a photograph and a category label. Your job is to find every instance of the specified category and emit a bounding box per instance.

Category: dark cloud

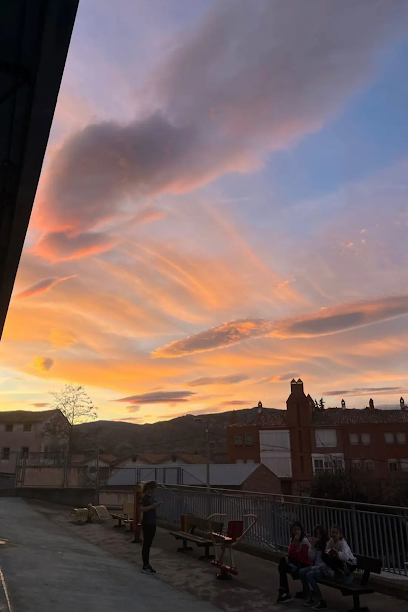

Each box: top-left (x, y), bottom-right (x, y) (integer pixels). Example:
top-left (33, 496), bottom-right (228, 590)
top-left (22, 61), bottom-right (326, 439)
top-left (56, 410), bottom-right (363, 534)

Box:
top-left (153, 319), bottom-right (272, 358)
top-left (187, 374), bottom-right (249, 387)
top-left (126, 405), bottom-right (141, 413)
top-left (154, 295), bottom-right (408, 358)
top-left (32, 0), bottom-right (408, 260)
top-left (114, 391), bottom-right (196, 405)
top-left (15, 276), bottom-right (76, 299)
top-left (324, 387), bottom-right (408, 397)
top-left (31, 357), bottom-right (54, 373)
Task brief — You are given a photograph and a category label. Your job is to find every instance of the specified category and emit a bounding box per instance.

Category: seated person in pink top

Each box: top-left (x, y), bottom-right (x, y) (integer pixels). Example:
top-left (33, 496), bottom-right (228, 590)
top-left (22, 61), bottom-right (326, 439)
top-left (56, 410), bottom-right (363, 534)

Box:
top-left (277, 521), bottom-right (312, 603)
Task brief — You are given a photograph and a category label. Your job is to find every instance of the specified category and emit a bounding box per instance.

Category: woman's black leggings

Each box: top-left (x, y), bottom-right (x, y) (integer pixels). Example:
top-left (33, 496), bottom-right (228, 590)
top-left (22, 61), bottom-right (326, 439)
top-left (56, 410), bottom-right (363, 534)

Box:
top-left (278, 557), bottom-right (307, 592)
top-left (142, 524), bottom-right (156, 566)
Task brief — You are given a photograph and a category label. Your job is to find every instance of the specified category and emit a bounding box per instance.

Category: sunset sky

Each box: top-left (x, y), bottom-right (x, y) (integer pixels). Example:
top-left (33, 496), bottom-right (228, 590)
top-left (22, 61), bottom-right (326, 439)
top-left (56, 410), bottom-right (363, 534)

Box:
top-left (1, 0), bottom-right (408, 423)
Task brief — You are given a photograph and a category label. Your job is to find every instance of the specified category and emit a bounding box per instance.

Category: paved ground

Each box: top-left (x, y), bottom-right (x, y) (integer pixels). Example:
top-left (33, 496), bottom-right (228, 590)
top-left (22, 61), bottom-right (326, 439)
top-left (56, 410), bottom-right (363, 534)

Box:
top-left (0, 498), bottom-right (218, 612)
top-left (26, 499), bottom-right (408, 612)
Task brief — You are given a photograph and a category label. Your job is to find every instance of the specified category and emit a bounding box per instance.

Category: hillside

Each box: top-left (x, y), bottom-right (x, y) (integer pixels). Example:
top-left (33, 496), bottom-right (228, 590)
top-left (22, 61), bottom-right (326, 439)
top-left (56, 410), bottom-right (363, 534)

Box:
top-left (72, 406), bottom-right (279, 461)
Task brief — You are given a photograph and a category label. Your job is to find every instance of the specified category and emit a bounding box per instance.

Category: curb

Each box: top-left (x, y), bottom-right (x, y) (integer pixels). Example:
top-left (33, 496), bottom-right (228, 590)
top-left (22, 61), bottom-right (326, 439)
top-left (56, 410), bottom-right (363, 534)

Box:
top-left (0, 568), bottom-right (11, 612)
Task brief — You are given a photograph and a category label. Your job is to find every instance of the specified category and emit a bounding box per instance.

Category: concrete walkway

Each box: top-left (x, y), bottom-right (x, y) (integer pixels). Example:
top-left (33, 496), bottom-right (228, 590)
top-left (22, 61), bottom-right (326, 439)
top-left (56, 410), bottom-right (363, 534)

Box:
top-left (0, 498), bottom-right (218, 612)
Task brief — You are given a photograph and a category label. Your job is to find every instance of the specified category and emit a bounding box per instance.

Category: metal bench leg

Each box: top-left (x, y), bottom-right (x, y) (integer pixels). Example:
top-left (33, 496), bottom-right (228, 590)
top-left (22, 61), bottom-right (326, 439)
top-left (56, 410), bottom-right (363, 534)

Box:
top-left (199, 544), bottom-right (215, 560)
top-left (114, 520), bottom-right (123, 528)
top-left (347, 594), bottom-right (369, 612)
top-left (177, 539), bottom-right (193, 553)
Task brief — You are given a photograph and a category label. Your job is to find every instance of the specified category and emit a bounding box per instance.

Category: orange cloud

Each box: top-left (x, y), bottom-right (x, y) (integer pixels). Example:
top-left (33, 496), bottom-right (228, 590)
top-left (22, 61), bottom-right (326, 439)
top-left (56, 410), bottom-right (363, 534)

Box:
top-left (31, 231), bottom-right (115, 262)
top-left (153, 295), bottom-right (408, 358)
top-left (15, 276), bottom-right (76, 299)
top-left (30, 356), bottom-right (54, 373)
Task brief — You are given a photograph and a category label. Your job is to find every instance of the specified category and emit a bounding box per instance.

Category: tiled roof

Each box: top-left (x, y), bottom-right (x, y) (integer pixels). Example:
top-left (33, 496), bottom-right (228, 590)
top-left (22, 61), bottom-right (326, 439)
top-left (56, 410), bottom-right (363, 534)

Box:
top-left (228, 410), bottom-right (288, 428)
top-left (313, 408), bottom-right (408, 426)
top-left (0, 409), bottom-right (61, 424)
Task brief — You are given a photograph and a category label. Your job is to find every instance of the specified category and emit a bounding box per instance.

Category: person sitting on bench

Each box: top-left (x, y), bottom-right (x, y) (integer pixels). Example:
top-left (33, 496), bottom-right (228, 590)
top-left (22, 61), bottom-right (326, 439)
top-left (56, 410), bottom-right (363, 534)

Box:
top-left (305, 524), bottom-right (356, 610)
top-left (277, 521), bottom-right (312, 603)
top-left (298, 524), bottom-right (328, 606)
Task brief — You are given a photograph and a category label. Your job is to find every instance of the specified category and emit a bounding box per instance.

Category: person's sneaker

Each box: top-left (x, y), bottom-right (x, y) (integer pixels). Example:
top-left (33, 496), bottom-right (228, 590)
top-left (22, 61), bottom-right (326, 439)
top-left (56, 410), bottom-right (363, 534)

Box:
top-left (295, 591), bottom-right (307, 599)
top-left (277, 592), bottom-right (292, 603)
top-left (312, 601), bottom-right (327, 610)
top-left (142, 565), bottom-right (156, 574)
top-left (303, 597), bottom-right (314, 607)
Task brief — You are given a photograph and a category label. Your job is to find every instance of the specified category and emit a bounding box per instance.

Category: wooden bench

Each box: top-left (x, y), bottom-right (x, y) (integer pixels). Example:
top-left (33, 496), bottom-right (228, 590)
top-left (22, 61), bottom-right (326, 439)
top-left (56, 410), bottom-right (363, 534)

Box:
top-left (293, 554), bottom-right (381, 612)
top-left (169, 514), bottom-right (223, 560)
top-left (111, 501), bottom-right (134, 528)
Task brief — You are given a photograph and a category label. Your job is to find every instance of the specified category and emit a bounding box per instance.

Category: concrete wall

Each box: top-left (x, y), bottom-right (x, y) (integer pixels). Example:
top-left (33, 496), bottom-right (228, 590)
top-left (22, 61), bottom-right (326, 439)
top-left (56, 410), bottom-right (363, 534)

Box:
top-left (19, 466), bottom-right (89, 487)
top-left (16, 487), bottom-right (96, 506)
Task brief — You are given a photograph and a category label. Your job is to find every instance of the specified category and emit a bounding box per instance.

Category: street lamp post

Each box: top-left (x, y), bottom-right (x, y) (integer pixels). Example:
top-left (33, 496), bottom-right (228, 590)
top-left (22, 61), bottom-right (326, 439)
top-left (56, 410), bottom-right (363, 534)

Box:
top-left (194, 416), bottom-right (211, 489)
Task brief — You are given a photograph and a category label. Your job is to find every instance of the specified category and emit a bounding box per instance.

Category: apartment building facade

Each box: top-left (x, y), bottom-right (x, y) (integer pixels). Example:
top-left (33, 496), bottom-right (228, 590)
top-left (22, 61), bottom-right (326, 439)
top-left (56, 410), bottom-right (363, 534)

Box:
top-left (227, 379), bottom-right (408, 494)
top-left (0, 409), bottom-right (70, 473)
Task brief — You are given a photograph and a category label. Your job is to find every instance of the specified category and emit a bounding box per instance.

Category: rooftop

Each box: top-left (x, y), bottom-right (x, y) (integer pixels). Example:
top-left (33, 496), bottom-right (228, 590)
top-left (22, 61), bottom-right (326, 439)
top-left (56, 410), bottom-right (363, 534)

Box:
top-left (107, 463), bottom-right (265, 487)
top-left (228, 407), bottom-right (408, 428)
top-left (0, 409), bottom-right (62, 424)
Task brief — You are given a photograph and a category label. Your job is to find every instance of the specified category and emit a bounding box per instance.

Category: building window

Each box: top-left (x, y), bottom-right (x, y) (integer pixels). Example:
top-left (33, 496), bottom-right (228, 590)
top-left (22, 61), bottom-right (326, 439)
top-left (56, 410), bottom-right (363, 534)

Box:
top-left (23, 423), bottom-right (32, 432)
top-left (1, 448), bottom-right (10, 460)
top-left (313, 456), bottom-right (343, 474)
top-left (388, 459), bottom-right (398, 472)
top-left (21, 447), bottom-right (29, 458)
top-left (352, 459), bottom-right (362, 469)
top-left (236, 459), bottom-right (244, 464)
top-left (5, 424), bottom-right (13, 432)
top-left (364, 460), bottom-right (374, 471)
top-left (396, 432), bottom-right (406, 445)
top-left (315, 429), bottom-right (337, 448)
top-left (361, 433), bottom-right (370, 446)
top-left (314, 459), bottom-right (324, 472)
top-left (349, 433), bottom-right (359, 446)
top-left (400, 459), bottom-right (408, 472)
top-left (234, 435), bottom-right (243, 447)
top-left (245, 435), bottom-right (254, 447)
top-left (246, 459), bottom-right (254, 464)
top-left (385, 433), bottom-right (394, 445)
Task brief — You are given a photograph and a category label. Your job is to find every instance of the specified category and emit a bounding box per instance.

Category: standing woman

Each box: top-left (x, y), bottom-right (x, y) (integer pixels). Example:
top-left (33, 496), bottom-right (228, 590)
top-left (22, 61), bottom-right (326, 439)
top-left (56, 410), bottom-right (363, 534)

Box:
top-left (140, 481), bottom-right (161, 574)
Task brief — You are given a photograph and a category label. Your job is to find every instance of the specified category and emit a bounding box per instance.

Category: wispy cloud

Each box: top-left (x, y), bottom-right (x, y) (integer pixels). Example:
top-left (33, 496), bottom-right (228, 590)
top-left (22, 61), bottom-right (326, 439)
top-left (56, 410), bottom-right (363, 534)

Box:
top-left (15, 276), bottom-right (76, 299)
top-left (219, 400), bottom-right (251, 406)
top-left (31, 232), bottom-right (114, 262)
top-left (153, 295), bottom-right (408, 358)
top-left (114, 391), bottom-right (196, 405)
top-left (269, 373), bottom-right (299, 383)
top-left (324, 386), bottom-right (408, 397)
top-left (187, 374), bottom-right (249, 387)
top-left (31, 403), bottom-right (50, 408)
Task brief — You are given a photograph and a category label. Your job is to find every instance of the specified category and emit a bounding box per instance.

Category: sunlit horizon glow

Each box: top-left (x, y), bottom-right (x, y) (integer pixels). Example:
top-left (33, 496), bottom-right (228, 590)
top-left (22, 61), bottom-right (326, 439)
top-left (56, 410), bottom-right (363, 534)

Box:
top-left (1, 0), bottom-right (408, 425)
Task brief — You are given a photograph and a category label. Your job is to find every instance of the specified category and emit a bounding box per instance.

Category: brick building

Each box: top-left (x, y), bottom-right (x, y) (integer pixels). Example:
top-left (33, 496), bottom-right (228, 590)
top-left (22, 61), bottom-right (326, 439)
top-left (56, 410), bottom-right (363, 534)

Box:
top-left (227, 379), bottom-right (408, 494)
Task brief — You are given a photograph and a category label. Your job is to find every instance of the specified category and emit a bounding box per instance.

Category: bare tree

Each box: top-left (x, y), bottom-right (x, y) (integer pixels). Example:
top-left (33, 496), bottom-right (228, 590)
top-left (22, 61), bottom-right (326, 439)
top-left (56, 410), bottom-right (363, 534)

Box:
top-left (49, 385), bottom-right (98, 452)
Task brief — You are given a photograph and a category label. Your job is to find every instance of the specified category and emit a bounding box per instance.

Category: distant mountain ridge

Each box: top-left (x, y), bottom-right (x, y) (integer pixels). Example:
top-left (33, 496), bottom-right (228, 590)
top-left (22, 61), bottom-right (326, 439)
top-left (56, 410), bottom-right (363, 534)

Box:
top-left (72, 406), bottom-right (279, 461)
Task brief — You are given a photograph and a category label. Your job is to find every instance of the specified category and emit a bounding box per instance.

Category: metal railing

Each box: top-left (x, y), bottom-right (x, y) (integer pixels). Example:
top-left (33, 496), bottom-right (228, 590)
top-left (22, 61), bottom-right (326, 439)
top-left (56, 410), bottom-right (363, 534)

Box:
top-left (152, 485), bottom-right (408, 576)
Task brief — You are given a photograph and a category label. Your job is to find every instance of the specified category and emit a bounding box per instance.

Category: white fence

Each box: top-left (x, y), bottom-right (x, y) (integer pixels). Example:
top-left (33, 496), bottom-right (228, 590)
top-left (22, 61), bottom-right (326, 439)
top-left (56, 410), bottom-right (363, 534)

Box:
top-left (148, 485), bottom-right (408, 576)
